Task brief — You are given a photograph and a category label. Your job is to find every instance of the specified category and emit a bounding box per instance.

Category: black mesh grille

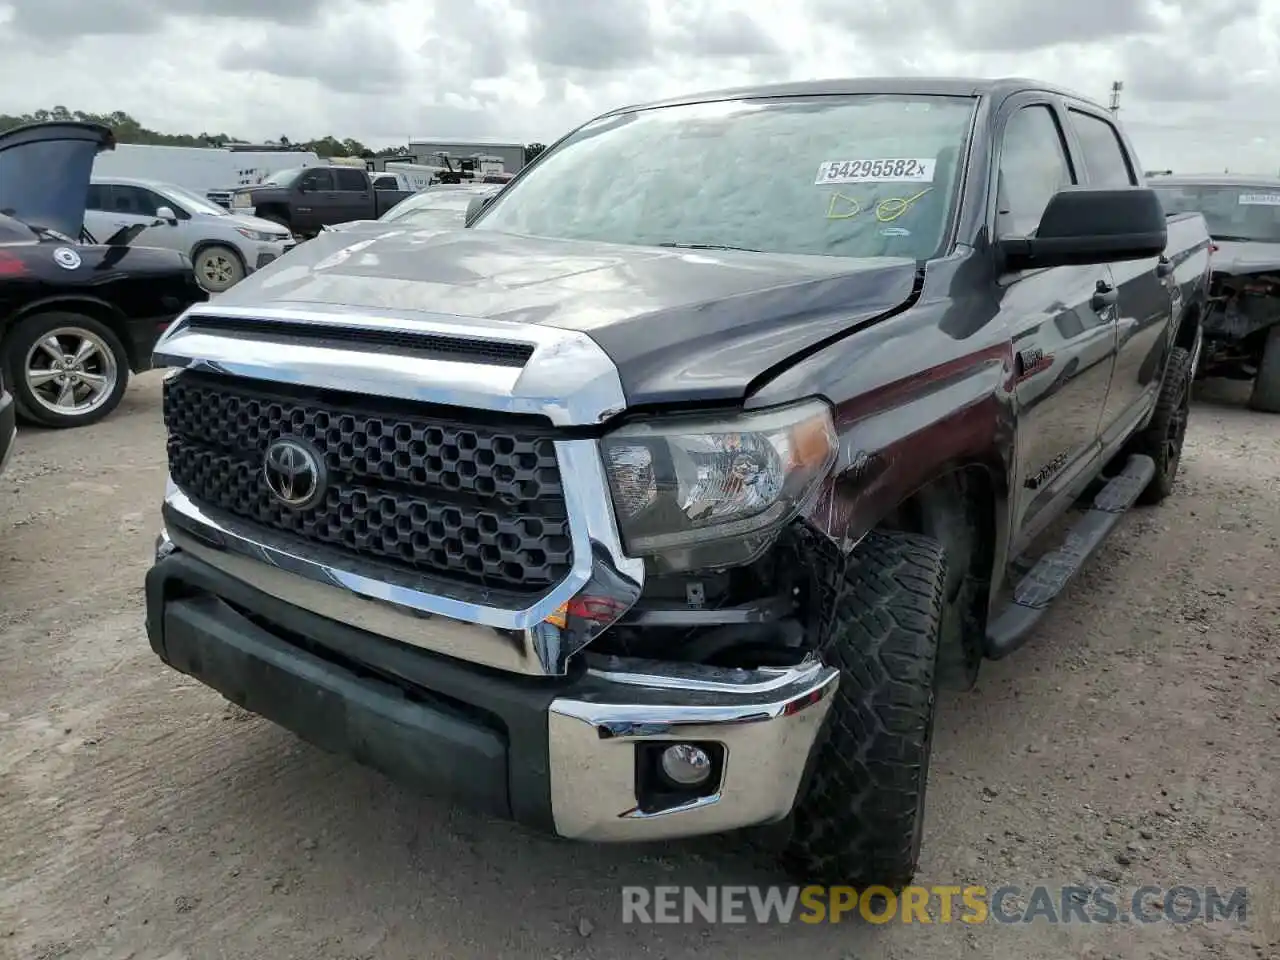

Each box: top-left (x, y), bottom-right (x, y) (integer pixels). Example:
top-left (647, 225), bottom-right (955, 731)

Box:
top-left (164, 372), bottom-right (572, 592)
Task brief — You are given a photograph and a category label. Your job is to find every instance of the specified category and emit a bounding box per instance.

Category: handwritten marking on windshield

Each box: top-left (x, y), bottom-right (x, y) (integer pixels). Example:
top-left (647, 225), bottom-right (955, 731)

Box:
top-left (825, 187), bottom-right (934, 223)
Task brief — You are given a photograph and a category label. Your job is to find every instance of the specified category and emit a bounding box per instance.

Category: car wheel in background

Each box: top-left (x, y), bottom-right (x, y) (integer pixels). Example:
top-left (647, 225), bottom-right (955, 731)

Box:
top-left (1248, 323), bottom-right (1280, 413)
top-left (3, 312), bottom-right (130, 429)
top-left (193, 245), bottom-right (246, 293)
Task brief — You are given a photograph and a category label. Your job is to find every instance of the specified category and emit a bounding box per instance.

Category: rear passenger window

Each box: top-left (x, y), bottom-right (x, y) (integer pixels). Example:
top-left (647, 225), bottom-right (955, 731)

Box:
top-left (86, 185), bottom-right (106, 211)
top-left (997, 105), bottom-right (1075, 239)
top-left (1068, 110), bottom-right (1136, 188)
top-left (111, 185), bottom-right (159, 216)
top-left (334, 169), bottom-right (367, 191)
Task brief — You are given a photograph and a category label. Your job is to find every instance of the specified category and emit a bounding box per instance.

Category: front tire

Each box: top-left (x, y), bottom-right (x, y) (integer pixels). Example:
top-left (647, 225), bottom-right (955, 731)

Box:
top-left (3, 312), bottom-right (130, 428)
top-left (780, 530), bottom-right (947, 889)
top-left (1134, 345), bottom-right (1192, 505)
top-left (1248, 324), bottom-right (1280, 413)
top-left (193, 244), bottom-right (246, 293)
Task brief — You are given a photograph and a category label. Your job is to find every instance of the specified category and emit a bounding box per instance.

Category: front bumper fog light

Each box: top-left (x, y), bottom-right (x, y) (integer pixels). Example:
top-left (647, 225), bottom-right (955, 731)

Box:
top-left (660, 743), bottom-right (713, 786)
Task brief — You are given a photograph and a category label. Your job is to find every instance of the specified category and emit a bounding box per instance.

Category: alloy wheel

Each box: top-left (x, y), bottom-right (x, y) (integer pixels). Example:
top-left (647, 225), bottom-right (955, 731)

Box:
top-left (23, 328), bottom-right (119, 417)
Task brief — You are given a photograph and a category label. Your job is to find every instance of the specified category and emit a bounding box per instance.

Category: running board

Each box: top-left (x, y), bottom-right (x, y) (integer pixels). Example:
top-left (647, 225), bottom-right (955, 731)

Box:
top-left (985, 453), bottom-right (1155, 660)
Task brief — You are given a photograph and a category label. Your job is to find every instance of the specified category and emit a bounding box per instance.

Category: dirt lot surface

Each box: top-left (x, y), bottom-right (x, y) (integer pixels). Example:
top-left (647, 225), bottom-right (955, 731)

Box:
top-left (1, 371), bottom-right (1277, 960)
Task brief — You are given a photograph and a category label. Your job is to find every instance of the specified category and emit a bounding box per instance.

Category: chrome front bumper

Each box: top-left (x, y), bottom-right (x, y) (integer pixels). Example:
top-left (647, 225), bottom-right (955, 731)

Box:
top-left (548, 657), bottom-right (838, 841)
top-left (153, 529), bottom-right (839, 841)
top-left (0, 389), bottom-right (15, 476)
top-left (0, 425), bottom-right (15, 476)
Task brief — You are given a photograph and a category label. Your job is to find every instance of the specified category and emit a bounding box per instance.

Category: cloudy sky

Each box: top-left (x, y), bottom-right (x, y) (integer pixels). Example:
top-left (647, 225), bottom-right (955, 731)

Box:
top-left (0, 0), bottom-right (1276, 172)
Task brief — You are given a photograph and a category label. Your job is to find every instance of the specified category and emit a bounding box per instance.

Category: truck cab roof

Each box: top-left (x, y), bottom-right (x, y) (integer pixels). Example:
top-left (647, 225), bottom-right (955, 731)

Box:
top-left (614, 76), bottom-right (1103, 114)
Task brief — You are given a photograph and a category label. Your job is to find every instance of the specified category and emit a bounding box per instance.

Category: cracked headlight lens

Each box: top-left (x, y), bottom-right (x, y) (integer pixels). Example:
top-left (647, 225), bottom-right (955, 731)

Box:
top-left (600, 398), bottom-right (837, 568)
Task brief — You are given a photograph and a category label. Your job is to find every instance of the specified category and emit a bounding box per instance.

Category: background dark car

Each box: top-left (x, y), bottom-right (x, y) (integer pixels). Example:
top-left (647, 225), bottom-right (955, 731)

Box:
top-left (230, 166), bottom-right (415, 237)
top-left (0, 120), bottom-right (207, 429)
top-left (1151, 174), bottom-right (1280, 411)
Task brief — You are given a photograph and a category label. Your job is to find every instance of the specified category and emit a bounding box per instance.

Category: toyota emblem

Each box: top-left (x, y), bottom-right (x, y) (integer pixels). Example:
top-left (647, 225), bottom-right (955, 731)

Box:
top-left (262, 438), bottom-right (325, 509)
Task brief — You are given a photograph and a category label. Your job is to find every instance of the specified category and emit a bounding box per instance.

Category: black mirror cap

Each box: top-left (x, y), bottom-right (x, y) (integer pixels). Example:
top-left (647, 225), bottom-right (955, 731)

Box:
top-left (1000, 186), bottom-right (1168, 270)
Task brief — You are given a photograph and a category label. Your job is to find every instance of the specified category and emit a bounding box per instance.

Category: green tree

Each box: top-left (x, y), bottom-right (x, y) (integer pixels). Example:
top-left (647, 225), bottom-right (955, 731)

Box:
top-left (524, 142), bottom-right (546, 163)
top-left (0, 107), bottom-right (395, 155)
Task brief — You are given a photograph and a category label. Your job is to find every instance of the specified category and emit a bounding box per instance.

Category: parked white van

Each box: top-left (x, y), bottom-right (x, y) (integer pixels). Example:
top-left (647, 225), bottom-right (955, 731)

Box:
top-left (85, 177), bottom-right (296, 292)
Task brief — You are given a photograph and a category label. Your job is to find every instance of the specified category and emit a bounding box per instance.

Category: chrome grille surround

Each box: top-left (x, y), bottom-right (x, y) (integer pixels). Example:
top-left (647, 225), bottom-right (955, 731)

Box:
top-left (154, 301), bottom-right (645, 677)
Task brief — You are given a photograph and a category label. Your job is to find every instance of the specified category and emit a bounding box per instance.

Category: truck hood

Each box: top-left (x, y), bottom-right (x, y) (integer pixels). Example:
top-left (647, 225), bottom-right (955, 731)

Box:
top-left (320, 219), bottom-right (382, 234)
top-left (211, 228), bottom-right (920, 406)
top-left (1209, 239), bottom-right (1280, 276)
top-left (0, 121), bottom-right (114, 239)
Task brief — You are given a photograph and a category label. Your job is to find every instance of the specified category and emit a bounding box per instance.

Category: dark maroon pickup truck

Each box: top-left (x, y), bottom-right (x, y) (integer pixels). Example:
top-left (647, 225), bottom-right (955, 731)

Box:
top-left (145, 77), bottom-right (1211, 890)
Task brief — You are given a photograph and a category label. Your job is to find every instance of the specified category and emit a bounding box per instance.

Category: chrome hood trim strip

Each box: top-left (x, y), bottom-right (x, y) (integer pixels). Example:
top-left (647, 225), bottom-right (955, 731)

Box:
top-left (153, 301), bottom-right (628, 427)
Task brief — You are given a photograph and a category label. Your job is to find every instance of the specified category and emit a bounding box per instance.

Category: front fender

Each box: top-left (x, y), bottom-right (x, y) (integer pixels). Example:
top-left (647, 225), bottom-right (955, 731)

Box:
top-left (801, 342), bottom-right (1015, 559)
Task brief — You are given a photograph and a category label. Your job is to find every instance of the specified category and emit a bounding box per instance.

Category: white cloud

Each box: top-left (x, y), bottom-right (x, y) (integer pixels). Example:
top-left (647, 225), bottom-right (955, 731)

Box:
top-left (0, 0), bottom-right (1275, 172)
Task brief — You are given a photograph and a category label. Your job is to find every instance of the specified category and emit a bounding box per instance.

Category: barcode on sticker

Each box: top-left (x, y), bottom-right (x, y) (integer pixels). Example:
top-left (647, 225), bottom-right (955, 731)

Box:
top-left (1238, 193), bottom-right (1280, 206)
top-left (815, 158), bottom-right (937, 185)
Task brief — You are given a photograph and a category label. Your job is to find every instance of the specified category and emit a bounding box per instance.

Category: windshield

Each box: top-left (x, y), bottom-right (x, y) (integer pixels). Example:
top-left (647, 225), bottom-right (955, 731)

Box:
top-left (160, 183), bottom-right (229, 216)
top-left (1153, 184), bottom-right (1280, 243)
top-left (381, 189), bottom-right (487, 223)
top-left (262, 167), bottom-right (304, 187)
top-left (471, 94), bottom-right (975, 260)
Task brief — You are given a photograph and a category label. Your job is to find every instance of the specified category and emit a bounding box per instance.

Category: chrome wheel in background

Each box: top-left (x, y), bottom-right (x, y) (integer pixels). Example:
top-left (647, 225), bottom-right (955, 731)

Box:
top-left (3, 312), bottom-right (131, 428)
top-left (23, 327), bottom-right (119, 417)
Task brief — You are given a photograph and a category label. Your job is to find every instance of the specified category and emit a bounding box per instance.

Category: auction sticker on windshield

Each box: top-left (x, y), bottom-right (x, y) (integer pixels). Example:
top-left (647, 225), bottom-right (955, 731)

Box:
top-left (815, 159), bottom-right (937, 185)
top-left (1238, 193), bottom-right (1280, 206)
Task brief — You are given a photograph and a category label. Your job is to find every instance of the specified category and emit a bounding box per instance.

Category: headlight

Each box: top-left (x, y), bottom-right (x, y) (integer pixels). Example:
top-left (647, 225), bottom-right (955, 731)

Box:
top-left (600, 398), bottom-right (837, 570)
top-left (236, 227), bottom-right (279, 242)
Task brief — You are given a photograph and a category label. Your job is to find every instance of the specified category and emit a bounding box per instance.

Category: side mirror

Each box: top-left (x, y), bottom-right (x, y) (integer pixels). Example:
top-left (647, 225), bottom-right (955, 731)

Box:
top-left (998, 186), bottom-right (1168, 271)
top-left (154, 205), bottom-right (178, 224)
top-left (464, 194), bottom-right (494, 227)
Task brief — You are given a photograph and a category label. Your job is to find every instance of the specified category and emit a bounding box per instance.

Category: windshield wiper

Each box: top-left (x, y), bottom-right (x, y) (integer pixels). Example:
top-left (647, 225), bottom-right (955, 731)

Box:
top-left (29, 224), bottom-right (77, 244)
top-left (657, 241), bottom-right (761, 252)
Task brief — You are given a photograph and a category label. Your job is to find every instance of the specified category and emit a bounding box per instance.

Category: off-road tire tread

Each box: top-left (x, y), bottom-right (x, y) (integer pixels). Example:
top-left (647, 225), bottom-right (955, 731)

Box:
top-left (1134, 345), bottom-right (1192, 504)
top-left (780, 530), bottom-right (945, 889)
top-left (1249, 324), bottom-right (1280, 413)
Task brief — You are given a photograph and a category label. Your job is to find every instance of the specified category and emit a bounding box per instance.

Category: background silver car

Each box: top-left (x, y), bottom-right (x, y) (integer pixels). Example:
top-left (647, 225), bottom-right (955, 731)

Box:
top-left (321, 182), bottom-right (500, 234)
top-left (85, 176), bottom-right (295, 292)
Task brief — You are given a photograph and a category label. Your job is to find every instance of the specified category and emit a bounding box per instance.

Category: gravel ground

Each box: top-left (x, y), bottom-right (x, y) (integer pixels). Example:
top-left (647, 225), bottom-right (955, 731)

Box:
top-left (1, 372), bottom-right (1277, 960)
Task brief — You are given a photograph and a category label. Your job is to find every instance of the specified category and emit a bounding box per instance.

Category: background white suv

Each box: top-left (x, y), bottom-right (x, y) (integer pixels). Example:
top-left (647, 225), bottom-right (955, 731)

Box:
top-left (85, 177), bottom-right (295, 292)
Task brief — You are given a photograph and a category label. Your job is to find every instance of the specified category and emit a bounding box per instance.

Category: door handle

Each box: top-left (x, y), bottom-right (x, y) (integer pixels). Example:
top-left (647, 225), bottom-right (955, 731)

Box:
top-left (1156, 256), bottom-right (1174, 278)
top-left (1091, 280), bottom-right (1118, 311)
